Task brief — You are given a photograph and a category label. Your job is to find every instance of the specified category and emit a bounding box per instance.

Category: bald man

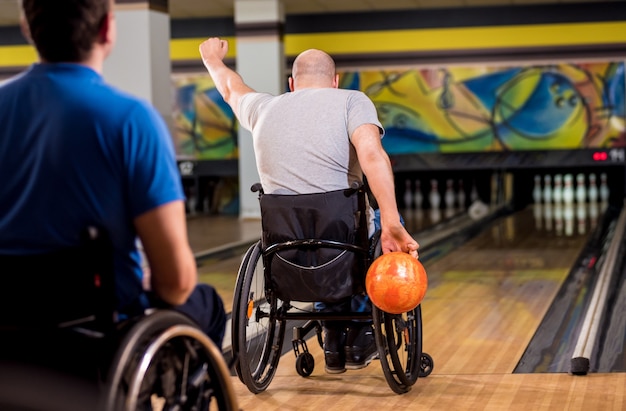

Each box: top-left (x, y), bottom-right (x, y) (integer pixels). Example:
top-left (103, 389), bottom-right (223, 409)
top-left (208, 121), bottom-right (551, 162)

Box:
top-left (200, 38), bottom-right (418, 373)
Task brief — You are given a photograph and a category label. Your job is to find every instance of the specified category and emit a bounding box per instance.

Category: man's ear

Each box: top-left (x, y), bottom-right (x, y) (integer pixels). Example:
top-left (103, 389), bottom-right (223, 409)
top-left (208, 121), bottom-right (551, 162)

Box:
top-left (19, 15), bottom-right (33, 44)
top-left (332, 74), bottom-right (339, 89)
top-left (97, 12), bottom-right (110, 43)
top-left (288, 76), bottom-right (295, 92)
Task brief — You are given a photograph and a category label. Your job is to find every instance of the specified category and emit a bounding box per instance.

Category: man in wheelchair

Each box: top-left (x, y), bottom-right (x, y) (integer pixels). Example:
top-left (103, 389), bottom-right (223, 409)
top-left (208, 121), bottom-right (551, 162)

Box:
top-left (0, 0), bottom-right (227, 397)
top-left (200, 38), bottom-right (420, 373)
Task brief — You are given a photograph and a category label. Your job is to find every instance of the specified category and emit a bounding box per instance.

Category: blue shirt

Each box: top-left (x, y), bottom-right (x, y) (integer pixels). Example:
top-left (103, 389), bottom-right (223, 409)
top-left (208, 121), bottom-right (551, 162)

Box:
top-left (0, 63), bottom-right (184, 311)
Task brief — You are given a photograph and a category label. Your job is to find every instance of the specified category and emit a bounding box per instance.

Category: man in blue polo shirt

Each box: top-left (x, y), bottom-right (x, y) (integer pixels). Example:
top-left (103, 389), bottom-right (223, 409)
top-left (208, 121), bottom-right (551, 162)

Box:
top-left (0, 0), bottom-right (225, 347)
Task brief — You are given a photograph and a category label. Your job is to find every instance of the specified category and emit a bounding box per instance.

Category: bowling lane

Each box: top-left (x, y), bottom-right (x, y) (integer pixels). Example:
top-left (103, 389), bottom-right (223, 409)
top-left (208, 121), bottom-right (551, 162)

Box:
top-left (228, 204), bottom-right (606, 410)
top-left (420, 203), bottom-right (595, 375)
top-left (194, 202), bottom-right (596, 361)
top-left (196, 201), bottom-right (595, 367)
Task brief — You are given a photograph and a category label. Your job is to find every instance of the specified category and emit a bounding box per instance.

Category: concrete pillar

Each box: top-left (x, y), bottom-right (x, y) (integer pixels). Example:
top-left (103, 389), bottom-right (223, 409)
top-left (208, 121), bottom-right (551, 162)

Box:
top-left (234, 0), bottom-right (285, 219)
top-left (104, 0), bottom-right (172, 130)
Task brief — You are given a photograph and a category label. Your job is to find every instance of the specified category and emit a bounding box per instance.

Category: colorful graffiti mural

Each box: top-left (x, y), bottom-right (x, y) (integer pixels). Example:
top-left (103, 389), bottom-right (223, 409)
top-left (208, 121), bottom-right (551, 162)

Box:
top-left (172, 75), bottom-right (238, 160)
top-left (341, 62), bottom-right (625, 155)
top-left (171, 62), bottom-right (625, 159)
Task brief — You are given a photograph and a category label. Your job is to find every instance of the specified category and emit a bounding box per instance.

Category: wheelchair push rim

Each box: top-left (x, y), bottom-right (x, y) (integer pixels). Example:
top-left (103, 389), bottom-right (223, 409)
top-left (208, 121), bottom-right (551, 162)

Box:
top-left (372, 304), bottom-right (423, 394)
top-left (234, 242), bottom-right (286, 394)
top-left (104, 310), bottom-right (238, 411)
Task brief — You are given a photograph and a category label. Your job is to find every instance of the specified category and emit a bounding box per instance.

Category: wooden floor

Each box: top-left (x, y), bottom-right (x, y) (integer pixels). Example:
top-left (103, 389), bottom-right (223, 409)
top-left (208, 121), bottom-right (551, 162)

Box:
top-left (231, 368), bottom-right (626, 410)
top-left (189, 204), bottom-right (626, 411)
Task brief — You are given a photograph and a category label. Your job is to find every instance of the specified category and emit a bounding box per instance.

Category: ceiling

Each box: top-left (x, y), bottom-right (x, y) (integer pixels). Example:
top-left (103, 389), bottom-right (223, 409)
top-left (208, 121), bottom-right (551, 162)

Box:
top-left (0, 0), bottom-right (612, 27)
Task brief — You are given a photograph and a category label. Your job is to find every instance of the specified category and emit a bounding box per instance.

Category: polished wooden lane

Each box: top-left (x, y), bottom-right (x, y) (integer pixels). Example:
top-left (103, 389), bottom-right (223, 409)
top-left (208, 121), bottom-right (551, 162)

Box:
top-left (187, 214), bottom-right (261, 255)
top-left (421, 207), bottom-right (587, 375)
top-left (231, 367), bottom-right (626, 410)
top-left (191, 204), bottom-right (626, 410)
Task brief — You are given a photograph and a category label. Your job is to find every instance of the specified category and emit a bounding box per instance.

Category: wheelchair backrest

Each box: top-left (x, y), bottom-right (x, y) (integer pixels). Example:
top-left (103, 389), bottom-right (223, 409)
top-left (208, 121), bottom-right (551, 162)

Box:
top-left (0, 227), bottom-right (115, 330)
top-left (258, 185), bottom-right (370, 303)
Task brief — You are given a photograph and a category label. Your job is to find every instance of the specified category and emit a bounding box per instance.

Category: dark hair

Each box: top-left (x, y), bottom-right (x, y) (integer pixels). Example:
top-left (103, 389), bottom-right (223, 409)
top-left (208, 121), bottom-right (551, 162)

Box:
top-left (21, 0), bottom-right (111, 63)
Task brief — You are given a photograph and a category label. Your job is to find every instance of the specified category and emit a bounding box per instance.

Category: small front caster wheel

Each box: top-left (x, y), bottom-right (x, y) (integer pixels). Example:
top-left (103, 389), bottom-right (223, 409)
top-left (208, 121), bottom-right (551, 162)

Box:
top-left (296, 352), bottom-right (315, 377)
top-left (419, 352), bottom-right (434, 377)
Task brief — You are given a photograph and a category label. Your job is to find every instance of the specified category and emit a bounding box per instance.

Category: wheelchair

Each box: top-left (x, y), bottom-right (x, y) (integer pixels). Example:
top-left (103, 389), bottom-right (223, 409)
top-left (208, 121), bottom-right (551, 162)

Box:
top-left (0, 228), bottom-right (238, 411)
top-left (231, 183), bottom-right (433, 395)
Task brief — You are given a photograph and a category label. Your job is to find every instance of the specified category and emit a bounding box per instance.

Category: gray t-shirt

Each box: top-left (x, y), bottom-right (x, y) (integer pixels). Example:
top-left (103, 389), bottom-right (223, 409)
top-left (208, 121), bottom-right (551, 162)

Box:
top-left (238, 88), bottom-right (384, 195)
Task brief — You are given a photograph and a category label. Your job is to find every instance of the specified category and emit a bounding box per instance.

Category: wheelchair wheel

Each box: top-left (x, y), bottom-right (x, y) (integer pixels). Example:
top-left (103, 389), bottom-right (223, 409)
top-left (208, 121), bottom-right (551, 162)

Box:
top-left (372, 304), bottom-right (423, 395)
top-left (233, 241), bottom-right (286, 394)
top-left (231, 241), bottom-right (258, 384)
top-left (104, 310), bottom-right (238, 411)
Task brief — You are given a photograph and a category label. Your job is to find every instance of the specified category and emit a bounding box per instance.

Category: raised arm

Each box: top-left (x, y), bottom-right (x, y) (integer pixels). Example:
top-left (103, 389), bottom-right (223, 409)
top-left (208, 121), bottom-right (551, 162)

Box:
top-left (351, 124), bottom-right (419, 258)
top-left (199, 37), bottom-right (255, 118)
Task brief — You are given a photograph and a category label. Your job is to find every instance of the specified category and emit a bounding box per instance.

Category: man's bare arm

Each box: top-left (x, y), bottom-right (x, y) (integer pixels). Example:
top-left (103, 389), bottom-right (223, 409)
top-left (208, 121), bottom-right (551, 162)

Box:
top-left (134, 200), bottom-right (197, 306)
top-left (199, 37), bottom-right (255, 118)
top-left (351, 124), bottom-right (419, 258)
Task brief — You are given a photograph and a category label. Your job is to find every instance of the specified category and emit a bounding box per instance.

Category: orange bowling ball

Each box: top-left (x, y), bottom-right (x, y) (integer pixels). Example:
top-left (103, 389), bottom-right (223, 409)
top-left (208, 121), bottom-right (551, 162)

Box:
top-left (366, 251), bottom-right (428, 314)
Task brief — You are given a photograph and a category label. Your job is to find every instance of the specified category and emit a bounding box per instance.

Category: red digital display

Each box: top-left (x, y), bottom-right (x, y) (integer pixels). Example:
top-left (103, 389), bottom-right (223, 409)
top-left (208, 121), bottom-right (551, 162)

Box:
top-left (592, 151), bottom-right (608, 161)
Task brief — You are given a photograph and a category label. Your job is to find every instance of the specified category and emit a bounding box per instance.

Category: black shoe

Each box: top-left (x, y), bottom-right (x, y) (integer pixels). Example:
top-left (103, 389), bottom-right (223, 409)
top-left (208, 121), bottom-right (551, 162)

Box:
top-left (344, 324), bottom-right (379, 370)
top-left (323, 325), bottom-right (346, 374)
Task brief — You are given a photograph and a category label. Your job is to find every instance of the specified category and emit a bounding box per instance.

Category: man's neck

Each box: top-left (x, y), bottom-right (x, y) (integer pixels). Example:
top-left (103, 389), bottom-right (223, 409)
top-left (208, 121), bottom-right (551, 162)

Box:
top-left (40, 50), bottom-right (104, 74)
top-left (80, 49), bottom-right (105, 73)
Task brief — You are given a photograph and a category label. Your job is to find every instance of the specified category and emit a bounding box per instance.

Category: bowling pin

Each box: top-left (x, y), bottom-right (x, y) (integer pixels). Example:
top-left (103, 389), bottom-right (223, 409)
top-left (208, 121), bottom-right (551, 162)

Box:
top-left (445, 179), bottom-right (456, 210)
top-left (553, 174), bottom-right (563, 204)
top-left (187, 193), bottom-right (197, 215)
top-left (543, 175), bottom-right (552, 204)
top-left (429, 179), bottom-right (441, 210)
top-left (562, 174), bottom-right (574, 205)
top-left (468, 200), bottom-right (489, 221)
top-left (588, 173), bottom-right (598, 203)
top-left (458, 179), bottom-right (466, 210)
top-left (600, 172), bottom-right (609, 203)
top-left (404, 179), bottom-right (413, 209)
top-left (413, 179), bottom-right (423, 210)
top-left (533, 175), bottom-right (542, 204)
top-left (575, 173), bottom-right (586, 204)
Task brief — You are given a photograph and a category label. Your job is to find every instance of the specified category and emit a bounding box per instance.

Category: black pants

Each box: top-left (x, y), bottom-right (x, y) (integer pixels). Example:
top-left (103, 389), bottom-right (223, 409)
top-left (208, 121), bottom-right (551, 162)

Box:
top-left (174, 283), bottom-right (227, 349)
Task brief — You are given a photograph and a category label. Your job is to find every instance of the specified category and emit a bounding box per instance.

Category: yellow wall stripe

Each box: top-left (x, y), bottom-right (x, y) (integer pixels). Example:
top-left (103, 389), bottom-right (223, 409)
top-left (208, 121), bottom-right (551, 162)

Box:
top-left (169, 21), bottom-right (626, 62)
top-left (285, 21), bottom-right (626, 55)
top-left (0, 45), bottom-right (38, 67)
top-left (2, 21), bottom-right (625, 68)
top-left (170, 36), bottom-right (237, 61)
